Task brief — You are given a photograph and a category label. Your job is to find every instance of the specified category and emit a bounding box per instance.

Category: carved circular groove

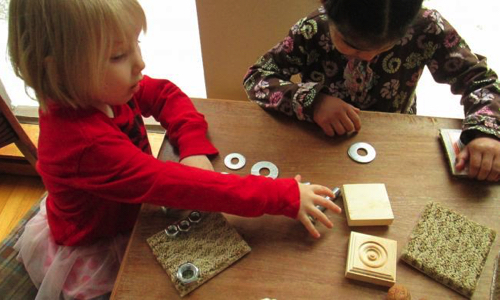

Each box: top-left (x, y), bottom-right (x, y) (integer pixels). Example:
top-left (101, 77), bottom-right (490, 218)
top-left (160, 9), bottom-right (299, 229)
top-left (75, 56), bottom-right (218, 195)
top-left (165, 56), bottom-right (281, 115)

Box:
top-left (358, 241), bottom-right (387, 268)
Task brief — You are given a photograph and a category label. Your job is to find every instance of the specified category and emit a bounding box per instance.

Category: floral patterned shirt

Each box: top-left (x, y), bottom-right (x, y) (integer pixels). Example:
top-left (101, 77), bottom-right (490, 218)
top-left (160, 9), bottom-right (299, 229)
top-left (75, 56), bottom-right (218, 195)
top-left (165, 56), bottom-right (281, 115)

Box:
top-left (243, 7), bottom-right (500, 143)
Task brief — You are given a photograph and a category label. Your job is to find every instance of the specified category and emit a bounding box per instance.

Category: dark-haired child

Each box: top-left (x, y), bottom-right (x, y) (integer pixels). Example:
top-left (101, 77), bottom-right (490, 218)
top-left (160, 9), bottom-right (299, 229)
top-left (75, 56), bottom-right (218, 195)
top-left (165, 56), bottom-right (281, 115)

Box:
top-left (244, 0), bottom-right (500, 181)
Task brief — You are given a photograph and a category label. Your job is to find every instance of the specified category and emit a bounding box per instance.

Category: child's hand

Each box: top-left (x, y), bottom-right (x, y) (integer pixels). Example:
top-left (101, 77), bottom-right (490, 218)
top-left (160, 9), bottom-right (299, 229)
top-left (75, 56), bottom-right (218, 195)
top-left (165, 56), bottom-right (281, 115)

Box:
top-left (455, 136), bottom-right (500, 181)
top-left (313, 94), bottom-right (361, 136)
top-left (179, 155), bottom-right (214, 171)
top-left (294, 175), bottom-right (342, 238)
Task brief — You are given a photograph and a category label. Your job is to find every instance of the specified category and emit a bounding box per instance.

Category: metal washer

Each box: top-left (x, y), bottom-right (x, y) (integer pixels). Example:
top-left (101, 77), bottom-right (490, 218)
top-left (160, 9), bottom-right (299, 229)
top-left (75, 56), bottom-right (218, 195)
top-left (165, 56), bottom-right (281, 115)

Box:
top-left (224, 153), bottom-right (246, 170)
top-left (251, 161), bottom-right (279, 179)
top-left (348, 142), bottom-right (376, 164)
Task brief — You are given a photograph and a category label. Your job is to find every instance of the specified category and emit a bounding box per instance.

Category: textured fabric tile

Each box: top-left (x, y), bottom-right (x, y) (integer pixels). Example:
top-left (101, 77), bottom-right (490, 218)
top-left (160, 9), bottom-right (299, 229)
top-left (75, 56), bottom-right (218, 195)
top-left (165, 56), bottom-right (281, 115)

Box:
top-left (147, 212), bottom-right (251, 297)
top-left (401, 202), bottom-right (496, 298)
top-left (492, 251), bottom-right (500, 300)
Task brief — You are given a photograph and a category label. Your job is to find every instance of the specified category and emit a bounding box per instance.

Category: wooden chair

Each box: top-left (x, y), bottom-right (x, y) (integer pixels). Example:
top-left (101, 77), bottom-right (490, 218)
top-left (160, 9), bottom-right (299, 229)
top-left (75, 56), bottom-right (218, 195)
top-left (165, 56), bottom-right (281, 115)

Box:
top-left (0, 79), bottom-right (38, 176)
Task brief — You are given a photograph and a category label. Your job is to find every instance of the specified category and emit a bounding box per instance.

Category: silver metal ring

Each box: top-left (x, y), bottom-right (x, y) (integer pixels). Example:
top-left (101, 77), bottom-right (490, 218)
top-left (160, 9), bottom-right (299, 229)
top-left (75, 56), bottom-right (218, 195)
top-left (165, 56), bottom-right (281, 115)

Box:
top-left (348, 142), bottom-right (376, 164)
top-left (251, 161), bottom-right (279, 179)
top-left (165, 224), bottom-right (179, 237)
top-left (224, 153), bottom-right (246, 170)
top-left (177, 263), bottom-right (199, 285)
top-left (177, 219), bottom-right (191, 232)
top-left (188, 211), bottom-right (202, 223)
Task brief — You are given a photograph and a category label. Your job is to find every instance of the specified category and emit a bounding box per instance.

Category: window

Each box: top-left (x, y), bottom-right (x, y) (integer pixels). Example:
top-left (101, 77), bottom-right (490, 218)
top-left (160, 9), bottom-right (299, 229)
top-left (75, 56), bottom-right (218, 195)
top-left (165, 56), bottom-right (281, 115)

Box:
top-left (416, 0), bottom-right (500, 118)
top-left (1, 0), bottom-right (499, 119)
top-left (0, 0), bottom-right (206, 117)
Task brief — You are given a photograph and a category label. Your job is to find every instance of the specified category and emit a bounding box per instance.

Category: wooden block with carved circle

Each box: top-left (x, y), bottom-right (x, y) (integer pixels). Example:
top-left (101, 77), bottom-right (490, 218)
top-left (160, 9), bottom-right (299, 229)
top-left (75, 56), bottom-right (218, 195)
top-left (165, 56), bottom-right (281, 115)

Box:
top-left (345, 231), bottom-right (397, 287)
top-left (342, 183), bottom-right (394, 226)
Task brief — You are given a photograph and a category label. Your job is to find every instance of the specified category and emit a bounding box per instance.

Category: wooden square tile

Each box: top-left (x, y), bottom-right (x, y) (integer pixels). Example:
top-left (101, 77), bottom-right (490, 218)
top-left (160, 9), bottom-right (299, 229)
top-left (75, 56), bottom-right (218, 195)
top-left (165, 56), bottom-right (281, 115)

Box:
top-left (342, 183), bottom-right (394, 226)
top-left (345, 231), bottom-right (397, 287)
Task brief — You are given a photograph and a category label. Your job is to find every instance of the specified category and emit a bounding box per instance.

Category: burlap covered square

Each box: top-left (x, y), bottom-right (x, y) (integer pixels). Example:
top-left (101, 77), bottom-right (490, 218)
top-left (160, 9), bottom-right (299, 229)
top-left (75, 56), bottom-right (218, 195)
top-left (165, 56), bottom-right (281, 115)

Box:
top-left (492, 251), bottom-right (500, 300)
top-left (401, 202), bottom-right (496, 298)
top-left (147, 212), bottom-right (251, 297)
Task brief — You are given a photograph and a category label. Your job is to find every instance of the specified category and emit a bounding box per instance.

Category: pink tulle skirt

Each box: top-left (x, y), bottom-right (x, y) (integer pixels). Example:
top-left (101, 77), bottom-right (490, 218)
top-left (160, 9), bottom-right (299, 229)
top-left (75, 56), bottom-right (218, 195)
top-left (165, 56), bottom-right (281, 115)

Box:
top-left (14, 196), bottom-right (130, 300)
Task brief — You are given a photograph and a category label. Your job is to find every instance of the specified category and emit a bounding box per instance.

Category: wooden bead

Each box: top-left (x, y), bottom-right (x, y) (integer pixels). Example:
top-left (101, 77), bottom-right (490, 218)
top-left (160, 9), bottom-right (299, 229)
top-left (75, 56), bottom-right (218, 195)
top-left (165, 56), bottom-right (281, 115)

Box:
top-left (387, 284), bottom-right (411, 300)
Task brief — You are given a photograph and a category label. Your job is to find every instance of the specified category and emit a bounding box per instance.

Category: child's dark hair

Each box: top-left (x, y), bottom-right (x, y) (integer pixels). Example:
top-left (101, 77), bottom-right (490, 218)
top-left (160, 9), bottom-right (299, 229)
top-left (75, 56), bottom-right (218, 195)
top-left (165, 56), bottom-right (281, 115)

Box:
top-left (324, 0), bottom-right (424, 49)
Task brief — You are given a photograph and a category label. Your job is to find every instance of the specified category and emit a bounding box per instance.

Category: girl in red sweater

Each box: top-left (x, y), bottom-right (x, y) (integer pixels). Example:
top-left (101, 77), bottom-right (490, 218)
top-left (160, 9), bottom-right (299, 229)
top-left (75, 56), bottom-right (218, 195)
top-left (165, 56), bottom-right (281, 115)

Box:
top-left (8, 0), bottom-right (341, 298)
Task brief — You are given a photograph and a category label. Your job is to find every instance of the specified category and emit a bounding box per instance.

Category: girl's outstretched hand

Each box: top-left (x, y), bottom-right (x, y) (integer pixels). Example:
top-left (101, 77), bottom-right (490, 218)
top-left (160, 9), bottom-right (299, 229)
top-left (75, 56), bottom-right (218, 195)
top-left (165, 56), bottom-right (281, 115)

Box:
top-left (294, 175), bottom-right (342, 238)
top-left (456, 136), bottom-right (500, 181)
top-left (313, 94), bottom-right (361, 136)
top-left (179, 155), bottom-right (214, 171)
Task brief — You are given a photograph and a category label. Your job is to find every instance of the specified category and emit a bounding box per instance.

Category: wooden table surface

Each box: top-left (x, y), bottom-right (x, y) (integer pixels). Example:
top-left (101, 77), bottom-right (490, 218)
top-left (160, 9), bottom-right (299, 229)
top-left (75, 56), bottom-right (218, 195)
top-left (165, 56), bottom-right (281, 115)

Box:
top-left (111, 98), bottom-right (499, 299)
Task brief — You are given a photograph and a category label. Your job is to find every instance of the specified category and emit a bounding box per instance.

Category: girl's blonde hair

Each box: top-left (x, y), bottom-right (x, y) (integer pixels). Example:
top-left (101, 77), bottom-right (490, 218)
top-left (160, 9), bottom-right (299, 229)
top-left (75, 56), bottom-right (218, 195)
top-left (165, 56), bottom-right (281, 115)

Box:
top-left (8, 0), bottom-right (147, 111)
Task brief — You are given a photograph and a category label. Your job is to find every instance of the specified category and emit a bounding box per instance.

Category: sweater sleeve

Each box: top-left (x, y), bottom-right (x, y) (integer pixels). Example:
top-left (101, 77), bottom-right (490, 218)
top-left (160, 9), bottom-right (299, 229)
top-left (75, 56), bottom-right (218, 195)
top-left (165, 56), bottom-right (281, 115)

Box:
top-left (243, 13), bottom-right (326, 122)
top-left (72, 132), bottom-right (300, 219)
top-left (134, 75), bottom-right (218, 159)
top-left (423, 9), bottom-right (500, 142)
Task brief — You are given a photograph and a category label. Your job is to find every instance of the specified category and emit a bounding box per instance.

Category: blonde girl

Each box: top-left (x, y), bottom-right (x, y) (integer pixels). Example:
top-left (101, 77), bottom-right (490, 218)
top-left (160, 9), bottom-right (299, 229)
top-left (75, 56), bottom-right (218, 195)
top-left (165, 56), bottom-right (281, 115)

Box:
top-left (8, 0), bottom-right (341, 299)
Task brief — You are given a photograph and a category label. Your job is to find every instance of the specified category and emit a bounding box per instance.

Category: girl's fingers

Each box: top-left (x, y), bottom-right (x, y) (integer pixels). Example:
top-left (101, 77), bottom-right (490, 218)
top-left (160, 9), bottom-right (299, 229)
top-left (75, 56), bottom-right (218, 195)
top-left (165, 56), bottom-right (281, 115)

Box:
top-left (489, 157), bottom-right (500, 181)
top-left (299, 214), bottom-right (321, 238)
top-left (309, 185), bottom-right (342, 214)
top-left (313, 194), bottom-right (342, 214)
top-left (332, 119), bottom-right (346, 135)
top-left (346, 108), bottom-right (362, 131)
top-left (321, 122), bottom-right (335, 137)
top-left (487, 168), bottom-right (499, 182)
top-left (323, 199), bottom-right (342, 214)
top-left (455, 147), bottom-right (469, 171)
top-left (311, 185), bottom-right (335, 199)
top-left (340, 114), bottom-right (355, 133)
top-left (477, 153), bottom-right (493, 180)
top-left (468, 150), bottom-right (482, 178)
top-left (308, 207), bottom-right (333, 229)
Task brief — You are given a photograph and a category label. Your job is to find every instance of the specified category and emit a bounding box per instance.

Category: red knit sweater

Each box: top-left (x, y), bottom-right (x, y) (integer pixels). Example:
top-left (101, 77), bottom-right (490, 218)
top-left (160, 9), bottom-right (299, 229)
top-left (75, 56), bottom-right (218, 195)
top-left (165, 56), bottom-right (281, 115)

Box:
top-left (37, 76), bottom-right (300, 246)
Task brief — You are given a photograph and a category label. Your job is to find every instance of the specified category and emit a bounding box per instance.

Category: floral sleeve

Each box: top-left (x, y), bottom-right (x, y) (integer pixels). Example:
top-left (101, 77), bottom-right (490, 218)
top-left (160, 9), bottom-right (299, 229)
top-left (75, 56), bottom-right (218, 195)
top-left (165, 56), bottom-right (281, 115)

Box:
top-left (243, 15), bottom-right (325, 122)
top-left (423, 9), bottom-right (500, 142)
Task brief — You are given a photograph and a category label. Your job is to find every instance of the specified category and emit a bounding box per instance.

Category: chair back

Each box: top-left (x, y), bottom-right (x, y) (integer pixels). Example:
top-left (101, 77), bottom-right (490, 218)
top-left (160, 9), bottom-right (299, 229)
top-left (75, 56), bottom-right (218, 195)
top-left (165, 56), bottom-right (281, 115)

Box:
top-left (0, 78), bottom-right (38, 174)
top-left (196, 0), bottom-right (319, 100)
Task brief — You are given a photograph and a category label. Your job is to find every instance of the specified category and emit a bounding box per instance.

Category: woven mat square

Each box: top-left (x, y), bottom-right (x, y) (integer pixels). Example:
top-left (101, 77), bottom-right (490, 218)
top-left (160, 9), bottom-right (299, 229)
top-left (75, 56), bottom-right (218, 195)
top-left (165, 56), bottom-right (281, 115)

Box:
top-left (492, 251), bottom-right (500, 299)
top-left (0, 193), bottom-right (46, 299)
top-left (147, 212), bottom-right (251, 297)
top-left (401, 202), bottom-right (496, 298)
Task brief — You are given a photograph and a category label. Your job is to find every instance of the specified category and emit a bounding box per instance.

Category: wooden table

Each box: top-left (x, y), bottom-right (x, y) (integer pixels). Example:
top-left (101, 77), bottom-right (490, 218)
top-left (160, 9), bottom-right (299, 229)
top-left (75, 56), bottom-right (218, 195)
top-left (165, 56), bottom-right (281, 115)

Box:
top-left (111, 98), bottom-right (499, 299)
